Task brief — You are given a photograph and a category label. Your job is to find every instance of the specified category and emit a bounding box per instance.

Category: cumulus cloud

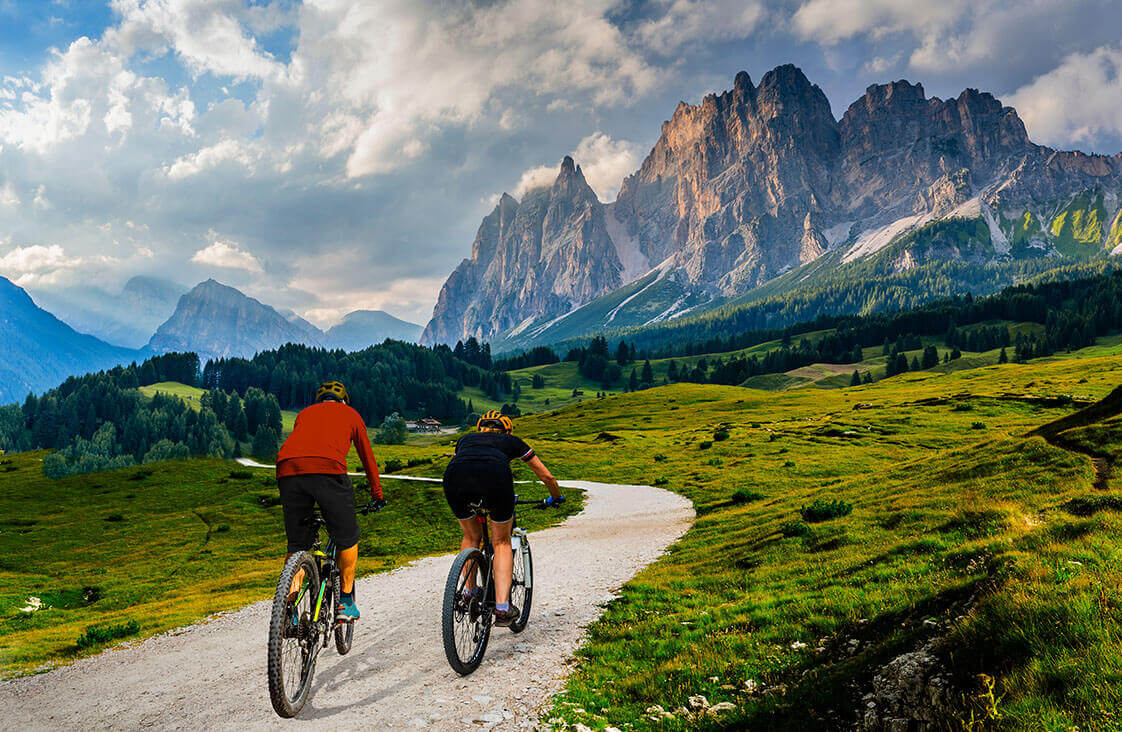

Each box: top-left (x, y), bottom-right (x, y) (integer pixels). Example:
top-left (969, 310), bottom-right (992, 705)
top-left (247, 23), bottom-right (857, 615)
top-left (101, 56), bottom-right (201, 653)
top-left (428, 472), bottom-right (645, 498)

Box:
top-left (512, 132), bottom-right (640, 202)
top-left (1009, 44), bottom-right (1122, 147)
top-left (164, 138), bottom-right (255, 179)
top-left (0, 244), bottom-right (84, 286)
top-left (190, 239), bottom-right (263, 272)
top-left (636, 0), bottom-right (765, 51)
top-left (793, 0), bottom-right (969, 45)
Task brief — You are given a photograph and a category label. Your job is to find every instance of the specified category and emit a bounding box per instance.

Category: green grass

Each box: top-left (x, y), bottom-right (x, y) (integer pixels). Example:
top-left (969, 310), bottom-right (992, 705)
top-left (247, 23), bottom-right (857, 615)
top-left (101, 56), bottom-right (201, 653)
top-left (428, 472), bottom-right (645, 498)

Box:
top-left (519, 342), bottom-right (1122, 729)
top-left (0, 446), bottom-right (582, 676)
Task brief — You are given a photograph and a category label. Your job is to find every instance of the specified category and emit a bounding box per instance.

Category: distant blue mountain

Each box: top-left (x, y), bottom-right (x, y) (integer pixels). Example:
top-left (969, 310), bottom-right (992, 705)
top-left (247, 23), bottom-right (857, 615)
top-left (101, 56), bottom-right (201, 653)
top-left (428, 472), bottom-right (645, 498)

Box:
top-left (324, 310), bottom-right (423, 350)
top-left (0, 277), bottom-right (143, 404)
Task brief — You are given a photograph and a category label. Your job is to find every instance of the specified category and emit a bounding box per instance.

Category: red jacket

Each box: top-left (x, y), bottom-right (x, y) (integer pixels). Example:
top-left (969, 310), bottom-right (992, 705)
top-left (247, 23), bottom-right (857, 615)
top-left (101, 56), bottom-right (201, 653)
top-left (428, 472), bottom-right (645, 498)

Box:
top-left (276, 401), bottom-right (383, 499)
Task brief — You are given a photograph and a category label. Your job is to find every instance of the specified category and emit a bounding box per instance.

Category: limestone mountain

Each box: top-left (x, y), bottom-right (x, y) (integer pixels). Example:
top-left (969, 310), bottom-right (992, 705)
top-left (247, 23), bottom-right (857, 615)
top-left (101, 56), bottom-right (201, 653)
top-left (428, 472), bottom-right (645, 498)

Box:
top-left (0, 277), bottom-right (141, 404)
top-left (148, 279), bottom-right (324, 363)
top-left (421, 156), bottom-right (623, 345)
top-left (324, 310), bottom-right (422, 350)
top-left (424, 64), bottom-right (1122, 348)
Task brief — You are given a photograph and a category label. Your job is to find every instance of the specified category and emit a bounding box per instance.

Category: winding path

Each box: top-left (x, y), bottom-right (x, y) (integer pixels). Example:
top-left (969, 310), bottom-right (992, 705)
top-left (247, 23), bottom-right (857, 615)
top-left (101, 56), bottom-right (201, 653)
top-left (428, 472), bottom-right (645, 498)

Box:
top-left (0, 479), bottom-right (693, 729)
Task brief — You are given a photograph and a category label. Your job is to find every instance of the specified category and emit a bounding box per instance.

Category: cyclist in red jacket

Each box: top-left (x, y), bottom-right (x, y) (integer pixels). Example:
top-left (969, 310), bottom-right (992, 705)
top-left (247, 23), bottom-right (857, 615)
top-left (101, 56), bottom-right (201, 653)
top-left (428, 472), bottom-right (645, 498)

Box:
top-left (276, 380), bottom-right (384, 621)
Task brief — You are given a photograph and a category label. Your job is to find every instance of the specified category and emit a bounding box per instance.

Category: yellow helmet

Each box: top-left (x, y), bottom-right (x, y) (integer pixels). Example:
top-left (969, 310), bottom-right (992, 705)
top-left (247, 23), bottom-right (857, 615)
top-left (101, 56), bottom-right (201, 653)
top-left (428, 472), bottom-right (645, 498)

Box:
top-left (315, 380), bottom-right (350, 404)
top-left (477, 409), bottom-right (513, 432)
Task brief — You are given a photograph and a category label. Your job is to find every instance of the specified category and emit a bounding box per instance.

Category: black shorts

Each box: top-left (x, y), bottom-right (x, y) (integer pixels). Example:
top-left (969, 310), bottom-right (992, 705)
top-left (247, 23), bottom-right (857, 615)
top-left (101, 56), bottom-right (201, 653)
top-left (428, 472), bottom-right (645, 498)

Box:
top-left (278, 473), bottom-right (360, 553)
top-left (443, 460), bottom-right (515, 523)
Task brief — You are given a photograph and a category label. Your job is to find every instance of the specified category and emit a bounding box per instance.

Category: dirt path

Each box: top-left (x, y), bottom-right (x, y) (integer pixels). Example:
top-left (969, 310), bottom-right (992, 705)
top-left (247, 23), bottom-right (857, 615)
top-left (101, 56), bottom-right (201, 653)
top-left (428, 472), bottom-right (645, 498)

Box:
top-left (0, 479), bottom-right (693, 729)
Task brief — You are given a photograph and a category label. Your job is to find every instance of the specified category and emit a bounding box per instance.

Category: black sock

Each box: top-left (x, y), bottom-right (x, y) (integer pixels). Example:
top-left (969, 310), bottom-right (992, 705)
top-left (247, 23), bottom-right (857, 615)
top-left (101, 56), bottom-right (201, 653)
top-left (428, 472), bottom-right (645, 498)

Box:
top-left (341, 591), bottom-right (354, 602)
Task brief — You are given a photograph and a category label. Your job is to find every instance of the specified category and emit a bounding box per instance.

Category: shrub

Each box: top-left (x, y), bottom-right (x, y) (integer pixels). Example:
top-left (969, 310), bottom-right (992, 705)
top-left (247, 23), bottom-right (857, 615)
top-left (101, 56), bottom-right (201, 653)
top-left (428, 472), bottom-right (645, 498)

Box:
top-left (713, 430), bottom-right (730, 441)
top-left (780, 520), bottom-right (810, 538)
top-left (698, 441), bottom-right (713, 450)
top-left (783, 460), bottom-right (796, 468)
top-left (104, 513), bottom-right (125, 522)
top-left (971, 422), bottom-right (986, 430)
top-left (653, 477), bottom-right (669, 486)
top-left (383, 458), bottom-right (405, 474)
top-left (227, 470), bottom-right (252, 480)
top-left (374, 412), bottom-right (408, 445)
top-left (141, 439), bottom-right (189, 464)
top-left (75, 619), bottom-right (140, 650)
top-left (216, 525), bottom-right (231, 533)
top-left (653, 454), bottom-right (668, 462)
top-left (800, 498), bottom-right (853, 522)
top-left (707, 457), bottom-right (723, 466)
top-left (731, 489), bottom-right (764, 504)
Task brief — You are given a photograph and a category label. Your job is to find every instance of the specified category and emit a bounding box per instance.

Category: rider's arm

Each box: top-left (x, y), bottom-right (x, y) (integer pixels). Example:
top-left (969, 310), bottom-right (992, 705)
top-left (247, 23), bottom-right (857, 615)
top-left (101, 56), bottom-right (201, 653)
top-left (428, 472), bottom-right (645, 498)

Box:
top-left (351, 415), bottom-right (383, 501)
top-left (524, 455), bottom-right (561, 500)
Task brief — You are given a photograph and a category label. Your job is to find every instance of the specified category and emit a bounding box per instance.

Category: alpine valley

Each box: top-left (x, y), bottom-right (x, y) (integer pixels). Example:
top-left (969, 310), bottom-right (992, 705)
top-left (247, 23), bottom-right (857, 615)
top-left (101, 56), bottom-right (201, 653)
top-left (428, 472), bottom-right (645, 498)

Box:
top-left (422, 65), bottom-right (1122, 350)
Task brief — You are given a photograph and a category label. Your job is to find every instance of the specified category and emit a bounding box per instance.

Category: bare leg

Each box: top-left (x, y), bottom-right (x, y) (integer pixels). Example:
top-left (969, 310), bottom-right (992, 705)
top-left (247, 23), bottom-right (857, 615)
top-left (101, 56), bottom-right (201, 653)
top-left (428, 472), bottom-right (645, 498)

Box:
top-left (285, 553), bottom-right (305, 599)
top-left (457, 518), bottom-right (484, 591)
top-left (490, 518), bottom-right (514, 605)
top-left (337, 544), bottom-right (358, 593)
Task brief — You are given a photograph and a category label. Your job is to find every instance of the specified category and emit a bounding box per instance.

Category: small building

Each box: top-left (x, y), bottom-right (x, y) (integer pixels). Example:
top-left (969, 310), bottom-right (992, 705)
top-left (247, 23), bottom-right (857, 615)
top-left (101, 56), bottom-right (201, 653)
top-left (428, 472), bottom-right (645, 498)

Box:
top-left (406, 418), bottom-right (443, 433)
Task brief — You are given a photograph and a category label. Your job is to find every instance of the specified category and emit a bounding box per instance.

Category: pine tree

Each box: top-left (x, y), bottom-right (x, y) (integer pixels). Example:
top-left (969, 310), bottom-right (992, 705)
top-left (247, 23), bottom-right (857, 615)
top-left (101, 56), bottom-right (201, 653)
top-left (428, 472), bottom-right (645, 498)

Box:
top-left (629, 369), bottom-right (639, 391)
top-left (998, 347), bottom-right (1008, 364)
top-left (641, 359), bottom-right (653, 386)
top-left (849, 370), bottom-right (861, 387)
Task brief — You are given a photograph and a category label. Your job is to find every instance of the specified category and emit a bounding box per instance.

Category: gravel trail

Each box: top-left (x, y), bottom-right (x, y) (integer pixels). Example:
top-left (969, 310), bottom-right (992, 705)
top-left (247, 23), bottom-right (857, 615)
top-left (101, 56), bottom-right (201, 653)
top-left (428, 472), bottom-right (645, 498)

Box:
top-left (0, 479), bottom-right (692, 729)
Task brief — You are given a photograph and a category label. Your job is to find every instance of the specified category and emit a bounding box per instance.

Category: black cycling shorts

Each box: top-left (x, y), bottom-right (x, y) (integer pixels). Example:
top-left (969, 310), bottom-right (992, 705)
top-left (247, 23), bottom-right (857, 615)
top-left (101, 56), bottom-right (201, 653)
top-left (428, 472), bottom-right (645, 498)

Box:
top-left (278, 473), bottom-right (360, 553)
top-left (443, 460), bottom-right (515, 523)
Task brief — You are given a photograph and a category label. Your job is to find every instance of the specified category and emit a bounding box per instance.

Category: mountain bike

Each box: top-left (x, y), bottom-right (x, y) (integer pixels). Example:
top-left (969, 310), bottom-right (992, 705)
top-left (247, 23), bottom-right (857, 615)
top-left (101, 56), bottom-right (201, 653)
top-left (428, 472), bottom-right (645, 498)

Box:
top-left (267, 501), bottom-right (381, 718)
top-left (441, 495), bottom-right (554, 675)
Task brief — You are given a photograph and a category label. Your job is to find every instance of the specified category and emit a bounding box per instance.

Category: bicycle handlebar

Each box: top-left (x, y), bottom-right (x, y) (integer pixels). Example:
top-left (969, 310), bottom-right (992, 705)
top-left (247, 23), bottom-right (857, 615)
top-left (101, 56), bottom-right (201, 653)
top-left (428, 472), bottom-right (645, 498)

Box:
top-left (358, 499), bottom-right (386, 515)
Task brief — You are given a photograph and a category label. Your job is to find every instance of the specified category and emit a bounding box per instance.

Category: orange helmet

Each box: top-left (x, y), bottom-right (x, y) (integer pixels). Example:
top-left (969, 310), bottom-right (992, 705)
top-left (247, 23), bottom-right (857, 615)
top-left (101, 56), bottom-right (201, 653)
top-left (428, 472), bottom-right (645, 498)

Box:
top-left (477, 409), bottom-right (513, 432)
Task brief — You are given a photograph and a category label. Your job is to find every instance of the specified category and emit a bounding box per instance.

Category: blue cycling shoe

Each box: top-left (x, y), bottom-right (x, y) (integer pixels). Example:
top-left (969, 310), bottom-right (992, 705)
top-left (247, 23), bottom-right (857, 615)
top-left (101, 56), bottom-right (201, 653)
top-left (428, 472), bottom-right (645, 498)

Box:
top-left (336, 594), bottom-right (360, 622)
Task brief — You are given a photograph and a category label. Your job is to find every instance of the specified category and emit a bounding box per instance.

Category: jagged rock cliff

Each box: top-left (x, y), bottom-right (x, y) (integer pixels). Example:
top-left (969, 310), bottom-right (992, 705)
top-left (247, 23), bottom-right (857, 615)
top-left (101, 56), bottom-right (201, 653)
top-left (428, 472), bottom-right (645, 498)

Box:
top-left (424, 65), bottom-right (1122, 346)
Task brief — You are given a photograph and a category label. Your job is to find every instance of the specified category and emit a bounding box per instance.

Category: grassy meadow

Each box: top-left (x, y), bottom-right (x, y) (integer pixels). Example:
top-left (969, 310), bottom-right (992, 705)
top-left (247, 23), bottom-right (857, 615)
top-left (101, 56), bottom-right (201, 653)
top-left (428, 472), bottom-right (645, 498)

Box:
top-left (503, 341), bottom-right (1122, 729)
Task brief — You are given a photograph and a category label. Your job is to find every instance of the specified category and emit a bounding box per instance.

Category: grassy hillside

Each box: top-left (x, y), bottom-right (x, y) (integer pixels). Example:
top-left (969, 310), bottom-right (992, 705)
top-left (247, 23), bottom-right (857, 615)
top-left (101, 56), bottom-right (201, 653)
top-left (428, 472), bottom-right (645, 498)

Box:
top-left (506, 342), bottom-right (1122, 729)
top-left (140, 381), bottom-right (301, 435)
top-left (0, 448), bottom-right (581, 676)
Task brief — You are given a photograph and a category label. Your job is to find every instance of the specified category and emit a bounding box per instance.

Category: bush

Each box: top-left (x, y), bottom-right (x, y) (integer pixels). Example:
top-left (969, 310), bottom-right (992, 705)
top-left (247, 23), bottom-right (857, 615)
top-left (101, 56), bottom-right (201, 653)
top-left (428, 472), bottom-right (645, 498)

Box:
top-left (698, 441), bottom-right (713, 450)
top-left (731, 489), bottom-right (764, 504)
top-left (971, 422), bottom-right (986, 430)
top-left (653, 477), bottom-right (668, 486)
top-left (104, 513), bottom-right (125, 522)
top-left (374, 412), bottom-right (408, 445)
top-left (799, 498), bottom-right (853, 522)
top-left (713, 430), bottom-right (730, 441)
top-left (75, 619), bottom-right (140, 650)
top-left (653, 454), bottom-right (667, 462)
top-left (216, 524), bottom-right (231, 533)
top-left (780, 520), bottom-right (810, 537)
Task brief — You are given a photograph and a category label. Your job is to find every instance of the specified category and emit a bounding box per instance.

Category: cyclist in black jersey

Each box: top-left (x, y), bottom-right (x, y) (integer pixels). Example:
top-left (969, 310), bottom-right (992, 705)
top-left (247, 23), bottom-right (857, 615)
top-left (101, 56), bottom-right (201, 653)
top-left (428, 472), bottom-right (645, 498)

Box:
top-left (443, 410), bottom-right (563, 626)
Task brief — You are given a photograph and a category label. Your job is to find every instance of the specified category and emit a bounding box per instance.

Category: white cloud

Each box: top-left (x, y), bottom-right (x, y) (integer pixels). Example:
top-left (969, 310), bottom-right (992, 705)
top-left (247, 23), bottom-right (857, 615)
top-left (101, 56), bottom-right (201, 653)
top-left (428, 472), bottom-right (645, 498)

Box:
top-left (1009, 44), bottom-right (1122, 147)
top-left (793, 0), bottom-right (970, 46)
top-left (107, 0), bottom-right (285, 81)
top-left (512, 132), bottom-right (640, 202)
top-left (190, 239), bottom-right (263, 272)
top-left (0, 244), bottom-right (84, 286)
top-left (636, 0), bottom-right (765, 51)
top-left (0, 180), bottom-right (19, 208)
top-left (165, 138), bottom-right (255, 179)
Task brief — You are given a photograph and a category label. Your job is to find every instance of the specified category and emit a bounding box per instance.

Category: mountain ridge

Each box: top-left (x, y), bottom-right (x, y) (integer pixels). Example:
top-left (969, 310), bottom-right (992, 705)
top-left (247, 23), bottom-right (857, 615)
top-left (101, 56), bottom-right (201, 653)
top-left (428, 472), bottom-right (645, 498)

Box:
top-left (423, 64), bottom-right (1122, 348)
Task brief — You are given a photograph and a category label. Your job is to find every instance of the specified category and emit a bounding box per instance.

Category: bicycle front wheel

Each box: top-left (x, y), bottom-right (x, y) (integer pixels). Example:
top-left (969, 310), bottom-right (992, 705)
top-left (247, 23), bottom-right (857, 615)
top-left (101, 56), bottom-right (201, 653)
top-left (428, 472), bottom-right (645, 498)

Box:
top-left (267, 552), bottom-right (320, 718)
top-left (509, 538), bottom-right (533, 634)
top-left (442, 547), bottom-right (492, 675)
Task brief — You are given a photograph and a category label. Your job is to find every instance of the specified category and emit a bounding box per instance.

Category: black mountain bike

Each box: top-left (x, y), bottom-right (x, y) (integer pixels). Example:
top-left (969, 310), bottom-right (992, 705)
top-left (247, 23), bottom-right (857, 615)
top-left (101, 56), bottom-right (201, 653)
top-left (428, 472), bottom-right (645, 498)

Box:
top-left (441, 495), bottom-right (553, 675)
top-left (267, 501), bottom-right (381, 717)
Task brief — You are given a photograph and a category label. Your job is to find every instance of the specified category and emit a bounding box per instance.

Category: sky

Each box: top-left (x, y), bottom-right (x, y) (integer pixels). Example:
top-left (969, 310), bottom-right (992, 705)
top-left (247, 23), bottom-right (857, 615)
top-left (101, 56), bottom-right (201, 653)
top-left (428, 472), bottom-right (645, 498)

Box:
top-left (1, 0), bottom-right (1121, 328)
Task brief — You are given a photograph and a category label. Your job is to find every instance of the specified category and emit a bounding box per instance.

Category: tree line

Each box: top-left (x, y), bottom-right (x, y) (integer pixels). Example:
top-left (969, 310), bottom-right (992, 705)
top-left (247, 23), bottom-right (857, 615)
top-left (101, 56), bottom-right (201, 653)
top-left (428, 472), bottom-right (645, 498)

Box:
top-left (0, 354), bottom-right (283, 477)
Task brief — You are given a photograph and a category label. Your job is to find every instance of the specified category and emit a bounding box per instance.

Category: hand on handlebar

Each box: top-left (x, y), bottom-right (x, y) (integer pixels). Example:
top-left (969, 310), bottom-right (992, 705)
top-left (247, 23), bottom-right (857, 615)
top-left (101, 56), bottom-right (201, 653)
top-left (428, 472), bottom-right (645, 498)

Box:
top-left (541, 495), bottom-right (566, 508)
top-left (359, 498), bottom-right (387, 514)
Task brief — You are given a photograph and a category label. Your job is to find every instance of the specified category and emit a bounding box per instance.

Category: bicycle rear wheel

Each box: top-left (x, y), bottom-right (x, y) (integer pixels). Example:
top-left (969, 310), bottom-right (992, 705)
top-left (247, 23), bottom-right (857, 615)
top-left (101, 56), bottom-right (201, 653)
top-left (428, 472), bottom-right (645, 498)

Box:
top-left (509, 538), bottom-right (533, 634)
top-left (268, 552), bottom-right (320, 718)
top-left (442, 547), bottom-right (492, 675)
